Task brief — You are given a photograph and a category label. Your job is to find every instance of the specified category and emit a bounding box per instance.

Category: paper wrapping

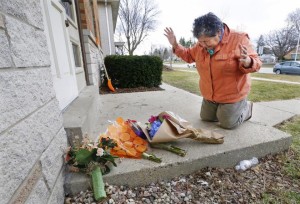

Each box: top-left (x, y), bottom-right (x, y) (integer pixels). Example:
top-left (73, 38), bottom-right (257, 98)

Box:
top-left (141, 111), bottom-right (224, 144)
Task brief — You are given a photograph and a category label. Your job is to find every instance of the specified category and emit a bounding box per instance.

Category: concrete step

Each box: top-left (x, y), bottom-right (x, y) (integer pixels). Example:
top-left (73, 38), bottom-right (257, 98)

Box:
top-left (64, 120), bottom-right (291, 195)
top-left (63, 85), bottom-right (300, 195)
top-left (62, 85), bottom-right (99, 146)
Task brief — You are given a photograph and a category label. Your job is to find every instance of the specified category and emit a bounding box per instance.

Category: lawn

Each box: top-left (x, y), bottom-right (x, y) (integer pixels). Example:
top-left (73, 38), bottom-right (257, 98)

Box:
top-left (162, 70), bottom-right (200, 95)
top-left (249, 80), bottom-right (300, 102)
top-left (162, 70), bottom-right (300, 102)
top-left (262, 115), bottom-right (300, 203)
top-left (162, 69), bottom-right (300, 203)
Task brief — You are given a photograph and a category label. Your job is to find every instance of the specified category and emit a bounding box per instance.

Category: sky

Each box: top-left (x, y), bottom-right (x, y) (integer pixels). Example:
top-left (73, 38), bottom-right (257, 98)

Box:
top-left (129, 0), bottom-right (300, 55)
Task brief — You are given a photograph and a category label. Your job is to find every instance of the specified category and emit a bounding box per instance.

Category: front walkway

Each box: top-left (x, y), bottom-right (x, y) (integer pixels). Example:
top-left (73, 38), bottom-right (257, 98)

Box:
top-left (65, 83), bottom-right (300, 194)
top-left (251, 77), bottom-right (300, 85)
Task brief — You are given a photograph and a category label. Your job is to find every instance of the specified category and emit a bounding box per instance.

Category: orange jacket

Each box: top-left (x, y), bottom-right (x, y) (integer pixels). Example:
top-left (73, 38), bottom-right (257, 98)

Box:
top-left (174, 24), bottom-right (262, 103)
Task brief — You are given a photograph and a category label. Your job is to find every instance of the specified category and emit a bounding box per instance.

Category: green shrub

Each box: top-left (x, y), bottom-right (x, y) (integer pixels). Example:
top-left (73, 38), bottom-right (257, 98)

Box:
top-left (104, 55), bottom-right (163, 88)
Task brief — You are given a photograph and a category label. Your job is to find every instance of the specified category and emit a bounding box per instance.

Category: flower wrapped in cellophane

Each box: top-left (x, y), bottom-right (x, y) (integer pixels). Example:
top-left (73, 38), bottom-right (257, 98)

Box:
top-left (99, 117), bottom-right (162, 163)
top-left (133, 111), bottom-right (224, 144)
top-left (65, 135), bottom-right (118, 201)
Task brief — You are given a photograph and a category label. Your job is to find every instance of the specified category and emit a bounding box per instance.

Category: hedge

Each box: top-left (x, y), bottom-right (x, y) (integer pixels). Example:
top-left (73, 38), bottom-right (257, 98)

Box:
top-left (104, 55), bottom-right (163, 88)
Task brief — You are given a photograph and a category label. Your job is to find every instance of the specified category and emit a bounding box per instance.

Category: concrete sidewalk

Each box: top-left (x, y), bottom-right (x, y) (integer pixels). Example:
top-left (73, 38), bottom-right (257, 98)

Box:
top-left (65, 83), bottom-right (300, 194)
top-left (251, 77), bottom-right (300, 85)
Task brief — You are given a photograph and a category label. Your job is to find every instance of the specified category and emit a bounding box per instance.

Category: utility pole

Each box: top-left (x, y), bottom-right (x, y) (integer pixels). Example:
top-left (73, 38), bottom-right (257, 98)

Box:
top-left (295, 23), bottom-right (300, 61)
top-left (295, 32), bottom-right (300, 61)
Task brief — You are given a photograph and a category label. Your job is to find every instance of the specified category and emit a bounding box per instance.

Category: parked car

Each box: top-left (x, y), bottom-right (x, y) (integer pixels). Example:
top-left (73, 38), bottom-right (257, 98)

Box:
top-left (259, 54), bottom-right (276, 63)
top-left (273, 61), bottom-right (300, 75)
top-left (187, 63), bottom-right (196, 68)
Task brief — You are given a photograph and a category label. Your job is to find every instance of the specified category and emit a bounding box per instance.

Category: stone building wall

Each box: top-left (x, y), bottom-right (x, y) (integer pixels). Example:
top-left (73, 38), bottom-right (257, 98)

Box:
top-left (79, 0), bottom-right (104, 87)
top-left (0, 1), bottom-right (67, 203)
top-left (83, 29), bottom-right (104, 87)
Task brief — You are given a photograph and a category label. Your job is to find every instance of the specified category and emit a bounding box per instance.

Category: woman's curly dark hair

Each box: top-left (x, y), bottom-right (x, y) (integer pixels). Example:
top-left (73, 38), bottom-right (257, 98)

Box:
top-left (192, 12), bottom-right (224, 38)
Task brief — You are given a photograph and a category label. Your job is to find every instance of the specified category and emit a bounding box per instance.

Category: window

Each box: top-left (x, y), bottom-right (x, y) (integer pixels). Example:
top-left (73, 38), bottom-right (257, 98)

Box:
top-left (291, 53), bottom-right (300, 60)
top-left (89, 0), bottom-right (96, 35)
top-left (61, 0), bottom-right (75, 21)
top-left (72, 43), bottom-right (81, 67)
top-left (291, 62), bottom-right (300, 67)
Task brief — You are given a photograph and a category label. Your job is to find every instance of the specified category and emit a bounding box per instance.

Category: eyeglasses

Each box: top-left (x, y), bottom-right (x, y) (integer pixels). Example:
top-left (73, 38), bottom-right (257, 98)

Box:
top-left (198, 35), bottom-right (217, 47)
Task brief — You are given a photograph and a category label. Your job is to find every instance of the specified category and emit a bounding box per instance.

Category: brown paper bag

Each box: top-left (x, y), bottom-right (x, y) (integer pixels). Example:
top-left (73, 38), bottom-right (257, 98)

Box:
top-left (141, 111), bottom-right (224, 144)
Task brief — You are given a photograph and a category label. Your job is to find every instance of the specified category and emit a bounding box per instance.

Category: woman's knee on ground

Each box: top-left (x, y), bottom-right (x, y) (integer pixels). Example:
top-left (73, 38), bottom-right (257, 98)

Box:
top-left (200, 111), bottom-right (218, 122)
top-left (218, 117), bottom-right (239, 129)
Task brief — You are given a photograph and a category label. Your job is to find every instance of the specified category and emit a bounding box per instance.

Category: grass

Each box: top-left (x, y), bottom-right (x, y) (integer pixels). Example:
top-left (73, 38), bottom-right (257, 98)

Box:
top-left (248, 81), bottom-right (300, 102)
top-left (277, 116), bottom-right (300, 179)
top-left (162, 70), bottom-right (300, 102)
top-left (262, 115), bottom-right (300, 203)
top-left (164, 60), bottom-right (186, 65)
top-left (262, 191), bottom-right (300, 204)
top-left (251, 73), bottom-right (300, 83)
top-left (162, 69), bottom-right (300, 203)
top-left (162, 70), bottom-right (200, 95)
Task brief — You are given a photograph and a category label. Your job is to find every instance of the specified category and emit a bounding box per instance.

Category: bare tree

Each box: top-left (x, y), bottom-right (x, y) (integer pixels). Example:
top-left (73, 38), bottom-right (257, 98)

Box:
top-left (287, 9), bottom-right (300, 60)
top-left (118, 0), bottom-right (160, 55)
top-left (264, 26), bottom-right (298, 60)
top-left (287, 8), bottom-right (300, 32)
top-left (263, 9), bottom-right (300, 60)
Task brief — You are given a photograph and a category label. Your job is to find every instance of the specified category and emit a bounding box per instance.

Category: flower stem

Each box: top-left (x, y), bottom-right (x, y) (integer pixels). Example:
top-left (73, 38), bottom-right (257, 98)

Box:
top-left (150, 143), bottom-right (186, 157)
top-left (142, 152), bottom-right (162, 163)
top-left (91, 166), bottom-right (106, 201)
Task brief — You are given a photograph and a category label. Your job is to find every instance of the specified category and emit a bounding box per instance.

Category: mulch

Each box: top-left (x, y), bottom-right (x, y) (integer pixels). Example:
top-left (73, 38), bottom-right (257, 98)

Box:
top-left (99, 65), bottom-right (173, 95)
top-left (99, 86), bottom-right (164, 95)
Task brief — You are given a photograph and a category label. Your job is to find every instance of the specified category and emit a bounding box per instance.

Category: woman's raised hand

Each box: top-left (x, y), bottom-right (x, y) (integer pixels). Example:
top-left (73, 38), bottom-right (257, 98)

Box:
top-left (164, 27), bottom-right (178, 48)
top-left (239, 44), bottom-right (252, 68)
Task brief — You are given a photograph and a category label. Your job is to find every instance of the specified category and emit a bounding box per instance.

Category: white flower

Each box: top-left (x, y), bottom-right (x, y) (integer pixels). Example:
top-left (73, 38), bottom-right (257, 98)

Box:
top-left (93, 142), bottom-right (99, 149)
top-left (96, 148), bottom-right (104, 156)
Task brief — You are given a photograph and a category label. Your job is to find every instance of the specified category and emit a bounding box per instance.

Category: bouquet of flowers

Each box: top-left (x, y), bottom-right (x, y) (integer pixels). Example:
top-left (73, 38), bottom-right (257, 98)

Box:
top-left (65, 135), bottom-right (118, 201)
top-left (100, 117), bottom-right (162, 163)
top-left (128, 116), bottom-right (187, 157)
top-left (133, 111), bottom-right (224, 144)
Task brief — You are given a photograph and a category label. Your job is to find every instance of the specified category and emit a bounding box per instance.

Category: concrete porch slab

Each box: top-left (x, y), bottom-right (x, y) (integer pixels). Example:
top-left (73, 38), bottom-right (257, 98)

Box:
top-left (251, 99), bottom-right (300, 127)
top-left (64, 84), bottom-right (294, 195)
top-left (62, 85), bottom-right (99, 146)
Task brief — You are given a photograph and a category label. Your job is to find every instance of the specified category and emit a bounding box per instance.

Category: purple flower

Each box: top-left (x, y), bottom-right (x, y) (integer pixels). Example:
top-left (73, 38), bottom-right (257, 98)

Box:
top-left (149, 120), bottom-right (162, 139)
top-left (146, 114), bottom-right (170, 140)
